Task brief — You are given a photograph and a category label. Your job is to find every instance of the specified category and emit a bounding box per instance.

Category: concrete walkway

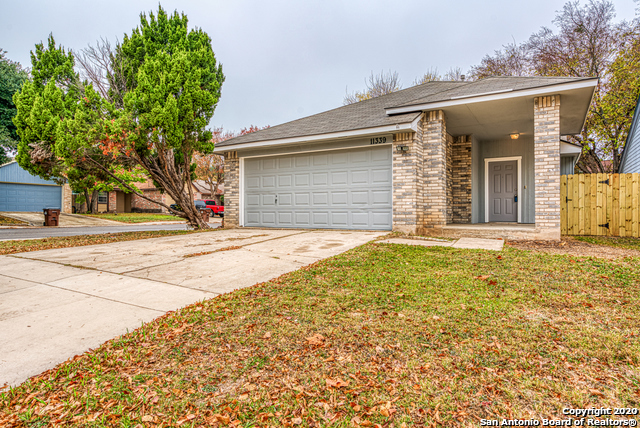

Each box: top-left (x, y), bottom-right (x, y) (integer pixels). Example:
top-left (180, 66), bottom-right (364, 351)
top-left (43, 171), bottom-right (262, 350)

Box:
top-left (378, 237), bottom-right (504, 251)
top-left (0, 228), bottom-right (385, 387)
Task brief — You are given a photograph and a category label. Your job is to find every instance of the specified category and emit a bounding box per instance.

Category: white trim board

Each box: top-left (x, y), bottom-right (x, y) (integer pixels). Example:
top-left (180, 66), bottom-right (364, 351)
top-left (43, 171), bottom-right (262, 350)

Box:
top-left (385, 79), bottom-right (598, 115)
top-left (214, 122), bottom-right (414, 153)
top-left (484, 156), bottom-right (522, 224)
top-left (239, 157), bottom-right (245, 227)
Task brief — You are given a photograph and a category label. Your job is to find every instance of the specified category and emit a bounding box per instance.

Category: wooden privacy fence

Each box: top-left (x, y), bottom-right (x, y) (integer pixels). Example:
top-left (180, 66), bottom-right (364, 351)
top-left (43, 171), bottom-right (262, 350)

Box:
top-left (561, 173), bottom-right (640, 237)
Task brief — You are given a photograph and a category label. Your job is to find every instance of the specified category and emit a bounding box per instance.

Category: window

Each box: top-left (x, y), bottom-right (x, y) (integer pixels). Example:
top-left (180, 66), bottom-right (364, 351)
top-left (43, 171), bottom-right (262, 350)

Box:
top-left (97, 192), bottom-right (108, 204)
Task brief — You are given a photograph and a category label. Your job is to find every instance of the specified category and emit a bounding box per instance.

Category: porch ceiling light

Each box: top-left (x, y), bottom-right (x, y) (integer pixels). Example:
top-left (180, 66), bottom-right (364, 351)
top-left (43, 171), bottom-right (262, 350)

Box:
top-left (510, 133), bottom-right (520, 140)
top-left (396, 145), bottom-right (409, 153)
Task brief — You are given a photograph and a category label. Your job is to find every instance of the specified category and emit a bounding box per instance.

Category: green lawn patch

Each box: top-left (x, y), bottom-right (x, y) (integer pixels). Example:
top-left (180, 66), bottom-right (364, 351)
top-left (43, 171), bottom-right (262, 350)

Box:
top-left (81, 213), bottom-right (185, 223)
top-left (0, 229), bottom-right (216, 255)
top-left (1, 244), bottom-right (639, 426)
top-left (573, 235), bottom-right (640, 251)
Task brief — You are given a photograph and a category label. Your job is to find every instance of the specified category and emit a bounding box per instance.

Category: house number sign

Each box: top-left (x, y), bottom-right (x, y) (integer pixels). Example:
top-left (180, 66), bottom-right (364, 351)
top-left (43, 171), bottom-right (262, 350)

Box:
top-left (369, 136), bottom-right (388, 145)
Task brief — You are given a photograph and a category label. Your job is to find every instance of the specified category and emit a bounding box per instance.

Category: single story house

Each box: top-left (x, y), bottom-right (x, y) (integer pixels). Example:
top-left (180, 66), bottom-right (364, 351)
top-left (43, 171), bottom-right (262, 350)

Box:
top-left (620, 93), bottom-right (640, 173)
top-left (0, 161), bottom-right (72, 213)
top-left (214, 76), bottom-right (597, 240)
top-left (192, 180), bottom-right (224, 204)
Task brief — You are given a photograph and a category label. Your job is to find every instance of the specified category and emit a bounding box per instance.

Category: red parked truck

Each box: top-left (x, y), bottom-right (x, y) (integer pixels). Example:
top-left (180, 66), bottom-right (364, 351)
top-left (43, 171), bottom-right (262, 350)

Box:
top-left (200, 200), bottom-right (224, 217)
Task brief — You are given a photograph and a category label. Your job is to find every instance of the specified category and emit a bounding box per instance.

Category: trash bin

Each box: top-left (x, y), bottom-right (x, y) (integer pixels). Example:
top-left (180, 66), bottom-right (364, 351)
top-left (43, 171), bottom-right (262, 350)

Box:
top-left (43, 208), bottom-right (61, 227)
top-left (199, 208), bottom-right (210, 223)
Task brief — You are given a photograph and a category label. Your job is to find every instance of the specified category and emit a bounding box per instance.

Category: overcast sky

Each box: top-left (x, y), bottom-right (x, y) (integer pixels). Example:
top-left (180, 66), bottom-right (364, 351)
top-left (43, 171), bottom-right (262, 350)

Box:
top-left (1, 0), bottom-right (637, 133)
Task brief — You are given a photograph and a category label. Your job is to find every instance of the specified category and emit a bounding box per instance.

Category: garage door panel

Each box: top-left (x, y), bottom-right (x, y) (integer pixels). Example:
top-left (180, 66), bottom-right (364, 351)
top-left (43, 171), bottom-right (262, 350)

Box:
top-left (312, 172), bottom-right (328, 186)
top-left (352, 191), bottom-right (368, 205)
top-left (331, 212), bottom-right (348, 226)
top-left (372, 212), bottom-right (392, 226)
top-left (261, 176), bottom-right (276, 188)
top-left (312, 192), bottom-right (328, 205)
top-left (295, 212), bottom-right (310, 226)
top-left (372, 168), bottom-right (391, 183)
top-left (278, 175), bottom-right (292, 187)
top-left (278, 193), bottom-right (293, 206)
top-left (351, 212), bottom-right (369, 226)
top-left (331, 192), bottom-right (348, 205)
top-left (331, 171), bottom-right (348, 185)
top-left (244, 145), bottom-right (391, 230)
top-left (0, 183), bottom-right (61, 212)
top-left (372, 190), bottom-right (391, 205)
top-left (312, 212), bottom-right (329, 226)
top-left (278, 212), bottom-right (293, 225)
top-left (278, 157), bottom-right (292, 169)
top-left (295, 193), bottom-right (310, 205)
top-left (351, 170), bottom-right (369, 184)
top-left (295, 174), bottom-right (309, 186)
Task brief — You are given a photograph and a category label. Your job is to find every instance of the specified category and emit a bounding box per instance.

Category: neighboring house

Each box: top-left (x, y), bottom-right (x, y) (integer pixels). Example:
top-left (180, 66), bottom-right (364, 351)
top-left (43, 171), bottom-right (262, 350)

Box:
top-left (72, 178), bottom-right (175, 213)
top-left (192, 180), bottom-right (224, 204)
top-left (560, 140), bottom-right (582, 175)
top-left (620, 95), bottom-right (640, 173)
top-left (215, 76), bottom-right (598, 240)
top-left (0, 161), bottom-right (72, 213)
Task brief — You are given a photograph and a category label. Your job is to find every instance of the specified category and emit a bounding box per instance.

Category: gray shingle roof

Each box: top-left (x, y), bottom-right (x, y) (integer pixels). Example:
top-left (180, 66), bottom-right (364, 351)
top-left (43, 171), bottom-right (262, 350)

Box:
top-left (216, 76), bottom-right (592, 148)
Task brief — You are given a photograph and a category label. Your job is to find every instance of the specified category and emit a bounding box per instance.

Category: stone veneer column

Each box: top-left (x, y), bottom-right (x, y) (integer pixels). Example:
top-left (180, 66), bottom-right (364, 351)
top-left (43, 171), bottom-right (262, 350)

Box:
top-left (423, 110), bottom-right (448, 229)
top-left (224, 151), bottom-right (240, 227)
top-left (392, 124), bottom-right (424, 235)
top-left (533, 95), bottom-right (561, 240)
top-left (451, 135), bottom-right (472, 223)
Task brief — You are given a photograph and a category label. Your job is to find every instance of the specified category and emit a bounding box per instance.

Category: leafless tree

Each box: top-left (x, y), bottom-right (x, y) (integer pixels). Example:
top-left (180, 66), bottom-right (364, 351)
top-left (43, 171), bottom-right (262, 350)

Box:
top-left (74, 38), bottom-right (128, 107)
top-left (344, 70), bottom-right (402, 105)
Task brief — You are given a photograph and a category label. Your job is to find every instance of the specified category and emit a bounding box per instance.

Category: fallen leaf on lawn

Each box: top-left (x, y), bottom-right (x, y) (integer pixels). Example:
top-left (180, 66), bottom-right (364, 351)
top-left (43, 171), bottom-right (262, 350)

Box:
top-left (215, 413), bottom-right (231, 424)
top-left (239, 393), bottom-right (249, 400)
top-left (264, 332), bottom-right (272, 339)
top-left (306, 333), bottom-right (325, 346)
top-left (141, 415), bottom-right (153, 422)
top-left (326, 378), bottom-right (349, 388)
top-left (475, 275), bottom-right (491, 280)
top-left (292, 417), bottom-right (303, 425)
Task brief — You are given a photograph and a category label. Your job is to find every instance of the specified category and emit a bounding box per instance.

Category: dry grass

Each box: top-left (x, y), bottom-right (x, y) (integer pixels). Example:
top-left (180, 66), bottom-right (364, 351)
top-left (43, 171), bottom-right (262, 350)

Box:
top-left (0, 229), bottom-right (216, 255)
top-left (1, 244), bottom-right (639, 427)
top-left (81, 213), bottom-right (185, 223)
top-left (0, 215), bottom-right (28, 226)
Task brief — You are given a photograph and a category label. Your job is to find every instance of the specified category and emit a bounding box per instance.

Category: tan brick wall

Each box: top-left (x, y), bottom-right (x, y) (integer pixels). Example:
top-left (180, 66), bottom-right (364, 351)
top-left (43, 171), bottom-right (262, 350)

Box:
top-left (392, 128), bottom-right (422, 234)
top-left (533, 95), bottom-right (561, 240)
top-left (451, 135), bottom-right (472, 223)
top-left (445, 133), bottom-right (453, 223)
top-left (224, 151), bottom-right (240, 227)
top-left (130, 190), bottom-right (168, 213)
top-left (62, 184), bottom-right (73, 213)
top-left (423, 110), bottom-right (448, 228)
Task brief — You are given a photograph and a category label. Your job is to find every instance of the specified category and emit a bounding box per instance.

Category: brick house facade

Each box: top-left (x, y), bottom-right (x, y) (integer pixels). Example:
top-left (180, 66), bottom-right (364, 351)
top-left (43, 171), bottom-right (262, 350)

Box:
top-left (216, 77), bottom-right (597, 240)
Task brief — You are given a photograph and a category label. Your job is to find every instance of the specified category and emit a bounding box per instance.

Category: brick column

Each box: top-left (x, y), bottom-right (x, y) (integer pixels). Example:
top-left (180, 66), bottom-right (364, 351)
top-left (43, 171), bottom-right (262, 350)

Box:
top-left (392, 128), bottom-right (423, 234)
top-left (62, 183), bottom-right (73, 213)
top-left (533, 95), bottom-right (561, 240)
top-left (423, 110), bottom-right (448, 229)
top-left (224, 151), bottom-right (240, 228)
top-left (451, 135), bottom-right (472, 223)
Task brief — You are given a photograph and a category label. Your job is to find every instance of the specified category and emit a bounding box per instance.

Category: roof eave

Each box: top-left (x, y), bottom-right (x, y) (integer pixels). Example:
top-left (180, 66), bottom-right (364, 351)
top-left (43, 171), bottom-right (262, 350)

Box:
top-left (213, 121), bottom-right (417, 153)
top-left (384, 78), bottom-right (599, 115)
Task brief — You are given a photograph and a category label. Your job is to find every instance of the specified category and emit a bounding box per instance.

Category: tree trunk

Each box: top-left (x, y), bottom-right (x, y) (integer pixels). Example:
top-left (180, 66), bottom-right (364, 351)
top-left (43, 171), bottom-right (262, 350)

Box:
top-left (82, 189), bottom-right (90, 213)
top-left (90, 189), bottom-right (99, 214)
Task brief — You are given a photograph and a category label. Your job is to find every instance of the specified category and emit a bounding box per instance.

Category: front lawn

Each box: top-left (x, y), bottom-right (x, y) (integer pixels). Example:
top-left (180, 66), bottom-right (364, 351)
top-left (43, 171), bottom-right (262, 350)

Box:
top-left (2, 244), bottom-right (639, 426)
top-left (0, 229), bottom-right (216, 255)
top-left (573, 235), bottom-right (640, 251)
top-left (81, 213), bottom-right (185, 223)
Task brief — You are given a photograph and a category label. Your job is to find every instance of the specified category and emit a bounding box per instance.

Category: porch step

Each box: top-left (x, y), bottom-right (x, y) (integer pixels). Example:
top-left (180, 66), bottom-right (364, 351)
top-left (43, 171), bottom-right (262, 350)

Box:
top-left (428, 223), bottom-right (548, 241)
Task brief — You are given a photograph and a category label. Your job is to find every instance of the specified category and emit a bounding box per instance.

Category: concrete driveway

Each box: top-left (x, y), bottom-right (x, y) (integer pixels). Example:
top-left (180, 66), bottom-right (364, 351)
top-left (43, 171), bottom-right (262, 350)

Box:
top-left (0, 228), bottom-right (385, 387)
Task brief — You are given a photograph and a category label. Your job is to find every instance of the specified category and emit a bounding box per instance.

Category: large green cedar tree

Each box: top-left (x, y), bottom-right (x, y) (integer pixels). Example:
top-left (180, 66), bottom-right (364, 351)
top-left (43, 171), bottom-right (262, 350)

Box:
top-left (59, 6), bottom-right (224, 228)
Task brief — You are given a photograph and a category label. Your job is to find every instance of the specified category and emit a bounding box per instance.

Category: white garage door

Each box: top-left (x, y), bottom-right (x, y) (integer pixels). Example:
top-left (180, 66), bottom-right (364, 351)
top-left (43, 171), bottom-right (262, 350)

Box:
top-left (244, 145), bottom-right (392, 230)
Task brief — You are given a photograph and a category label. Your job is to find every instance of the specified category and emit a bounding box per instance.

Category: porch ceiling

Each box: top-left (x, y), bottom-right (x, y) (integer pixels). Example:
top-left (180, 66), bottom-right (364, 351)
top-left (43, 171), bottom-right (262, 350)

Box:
top-left (441, 84), bottom-right (594, 141)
